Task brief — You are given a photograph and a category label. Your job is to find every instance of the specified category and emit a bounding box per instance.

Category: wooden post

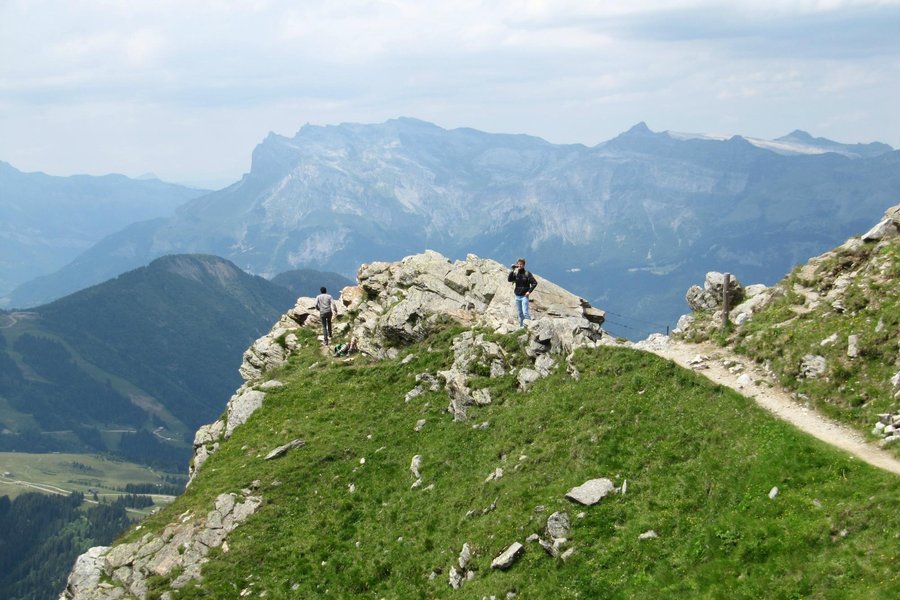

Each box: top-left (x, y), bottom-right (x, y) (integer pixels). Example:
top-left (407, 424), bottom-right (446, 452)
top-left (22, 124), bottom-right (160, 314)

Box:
top-left (721, 272), bottom-right (731, 332)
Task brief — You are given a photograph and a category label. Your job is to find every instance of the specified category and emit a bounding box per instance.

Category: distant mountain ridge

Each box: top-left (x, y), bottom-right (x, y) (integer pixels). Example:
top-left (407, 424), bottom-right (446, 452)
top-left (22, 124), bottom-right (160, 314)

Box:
top-left (666, 127), bottom-right (893, 158)
top-left (10, 119), bottom-right (900, 336)
top-left (0, 162), bottom-right (208, 304)
top-left (269, 268), bottom-right (354, 298)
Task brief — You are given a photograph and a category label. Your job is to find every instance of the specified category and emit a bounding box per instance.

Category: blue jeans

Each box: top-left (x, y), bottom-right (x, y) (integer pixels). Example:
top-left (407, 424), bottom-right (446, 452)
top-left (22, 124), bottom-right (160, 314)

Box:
top-left (515, 295), bottom-right (530, 326)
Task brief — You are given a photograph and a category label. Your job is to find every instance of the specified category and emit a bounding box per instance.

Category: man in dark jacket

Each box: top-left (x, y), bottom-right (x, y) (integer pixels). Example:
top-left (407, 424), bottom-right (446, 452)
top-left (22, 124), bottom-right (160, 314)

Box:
top-left (508, 258), bottom-right (538, 327)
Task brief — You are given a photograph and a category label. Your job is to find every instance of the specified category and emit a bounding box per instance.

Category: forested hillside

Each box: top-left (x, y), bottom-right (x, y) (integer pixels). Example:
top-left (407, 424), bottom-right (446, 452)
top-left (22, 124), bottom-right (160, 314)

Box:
top-left (0, 492), bottom-right (130, 600)
top-left (0, 254), bottom-right (295, 469)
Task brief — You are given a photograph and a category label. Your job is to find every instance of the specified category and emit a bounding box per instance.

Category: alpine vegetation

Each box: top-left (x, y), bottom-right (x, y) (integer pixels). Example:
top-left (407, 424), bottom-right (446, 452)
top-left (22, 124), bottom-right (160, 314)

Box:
top-left (61, 251), bottom-right (899, 599)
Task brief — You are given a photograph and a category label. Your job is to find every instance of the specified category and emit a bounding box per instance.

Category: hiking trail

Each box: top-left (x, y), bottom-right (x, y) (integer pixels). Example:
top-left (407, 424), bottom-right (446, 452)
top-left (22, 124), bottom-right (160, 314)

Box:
top-left (636, 336), bottom-right (900, 476)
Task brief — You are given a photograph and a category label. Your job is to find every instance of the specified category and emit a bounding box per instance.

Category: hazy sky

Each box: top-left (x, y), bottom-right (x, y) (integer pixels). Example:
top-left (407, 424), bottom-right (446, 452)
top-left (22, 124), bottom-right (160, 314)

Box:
top-left (2, 0), bottom-right (899, 188)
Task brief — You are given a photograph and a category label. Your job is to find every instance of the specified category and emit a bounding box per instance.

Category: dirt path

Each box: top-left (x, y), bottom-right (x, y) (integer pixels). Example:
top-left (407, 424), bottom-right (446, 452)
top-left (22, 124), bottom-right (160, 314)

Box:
top-left (634, 336), bottom-right (900, 476)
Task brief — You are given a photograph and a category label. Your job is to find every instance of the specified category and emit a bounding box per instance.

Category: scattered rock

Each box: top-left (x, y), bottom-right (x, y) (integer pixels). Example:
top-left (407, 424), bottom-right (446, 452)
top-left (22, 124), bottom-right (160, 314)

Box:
top-left (458, 543), bottom-right (472, 569)
top-left (768, 486), bottom-right (779, 499)
top-left (736, 374), bottom-right (752, 388)
top-left (491, 542), bottom-right (525, 570)
top-left (414, 419), bottom-right (427, 432)
top-left (448, 566), bottom-right (463, 590)
top-left (820, 333), bottom-right (839, 347)
top-left (565, 478), bottom-right (616, 506)
top-left (405, 386), bottom-right (425, 402)
top-left (485, 467), bottom-right (504, 483)
top-left (517, 368), bottom-right (541, 390)
top-left (847, 334), bottom-right (860, 358)
top-left (560, 547), bottom-right (576, 561)
top-left (686, 272), bottom-right (744, 311)
top-left (673, 314), bottom-right (695, 333)
top-left (546, 511), bottom-right (570, 540)
top-left (799, 355), bottom-right (827, 379)
top-left (638, 530), bottom-right (658, 540)
top-left (410, 455), bottom-right (422, 480)
top-left (264, 439), bottom-right (305, 460)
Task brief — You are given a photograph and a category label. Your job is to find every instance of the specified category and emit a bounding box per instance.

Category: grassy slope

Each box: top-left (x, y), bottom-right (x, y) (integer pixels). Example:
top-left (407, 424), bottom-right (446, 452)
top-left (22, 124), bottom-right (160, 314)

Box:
top-left (132, 327), bottom-right (898, 599)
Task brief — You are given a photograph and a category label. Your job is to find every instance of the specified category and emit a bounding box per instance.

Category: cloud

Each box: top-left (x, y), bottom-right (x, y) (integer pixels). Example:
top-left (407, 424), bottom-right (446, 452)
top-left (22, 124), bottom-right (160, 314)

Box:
top-left (1, 0), bottom-right (898, 184)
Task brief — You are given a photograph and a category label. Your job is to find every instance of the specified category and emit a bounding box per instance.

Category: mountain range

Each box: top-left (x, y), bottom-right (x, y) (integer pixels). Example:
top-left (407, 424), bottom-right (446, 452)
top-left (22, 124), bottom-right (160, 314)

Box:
top-left (0, 162), bottom-right (208, 305)
top-left (9, 118), bottom-right (898, 338)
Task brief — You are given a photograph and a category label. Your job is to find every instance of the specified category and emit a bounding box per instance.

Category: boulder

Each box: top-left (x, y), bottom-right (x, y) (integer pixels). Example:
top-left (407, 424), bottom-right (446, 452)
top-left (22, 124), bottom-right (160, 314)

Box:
top-left (565, 478), bottom-right (616, 505)
top-left (491, 542), bottom-right (525, 570)
top-left (799, 355), bottom-right (827, 379)
top-left (686, 272), bottom-right (744, 311)
top-left (546, 511), bottom-right (570, 540)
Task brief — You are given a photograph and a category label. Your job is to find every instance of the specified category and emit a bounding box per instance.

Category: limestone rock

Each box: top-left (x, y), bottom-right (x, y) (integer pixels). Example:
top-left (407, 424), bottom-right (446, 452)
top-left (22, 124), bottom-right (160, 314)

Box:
top-left (264, 438), bottom-right (305, 460)
top-left (225, 389), bottom-right (266, 438)
top-left (491, 542), bottom-right (525, 570)
top-left (847, 334), bottom-right (860, 358)
top-left (62, 492), bottom-right (262, 600)
top-left (686, 272), bottom-right (744, 311)
top-left (458, 542), bottom-right (472, 569)
top-left (61, 546), bottom-right (110, 599)
top-left (517, 368), bottom-right (541, 390)
top-left (565, 478), bottom-right (616, 505)
top-left (820, 333), bottom-right (839, 346)
top-left (448, 566), bottom-right (463, 589)
top-left (800, 355), bottom-right (827, 379)
top-left (546, 511), bottom-right (570, 540)
top-left (861, 215), bottom-right (898, 241)
top-left (673, 314), bottom-right (695, 333)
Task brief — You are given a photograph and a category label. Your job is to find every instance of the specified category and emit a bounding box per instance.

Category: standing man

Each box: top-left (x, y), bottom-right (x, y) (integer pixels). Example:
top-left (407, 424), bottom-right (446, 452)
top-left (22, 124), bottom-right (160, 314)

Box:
top-left (508, 258), bottom-right (538, 327)
top-left (315, 287), bottom-right (339, 344)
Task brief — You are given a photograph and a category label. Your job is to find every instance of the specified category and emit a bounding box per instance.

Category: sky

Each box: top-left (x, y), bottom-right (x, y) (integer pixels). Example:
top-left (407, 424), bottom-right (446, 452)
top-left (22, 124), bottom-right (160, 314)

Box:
top-left (2, 0), bottom-right (899, 189)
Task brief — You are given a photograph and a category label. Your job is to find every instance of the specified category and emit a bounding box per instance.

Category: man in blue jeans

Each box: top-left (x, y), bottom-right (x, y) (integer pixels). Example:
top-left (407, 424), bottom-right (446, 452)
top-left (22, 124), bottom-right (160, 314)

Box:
top-left (508, 258), bottom-right (538, 327)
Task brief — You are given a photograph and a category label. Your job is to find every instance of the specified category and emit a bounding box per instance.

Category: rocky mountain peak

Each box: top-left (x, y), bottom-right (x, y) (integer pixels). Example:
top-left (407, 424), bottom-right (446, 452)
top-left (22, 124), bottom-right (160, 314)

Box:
top-left (59, 251), bottom-right (609, 599)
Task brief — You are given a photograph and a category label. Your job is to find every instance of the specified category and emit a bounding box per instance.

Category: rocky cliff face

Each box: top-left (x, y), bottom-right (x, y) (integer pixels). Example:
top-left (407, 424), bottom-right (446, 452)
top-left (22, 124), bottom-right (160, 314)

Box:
top-left (60, 251), bottom-right (607, 600)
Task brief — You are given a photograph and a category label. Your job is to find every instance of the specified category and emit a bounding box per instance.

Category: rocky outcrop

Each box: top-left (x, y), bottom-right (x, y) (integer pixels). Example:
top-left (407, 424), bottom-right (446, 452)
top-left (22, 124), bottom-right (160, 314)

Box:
top-left (193, 251), bottom-right (606, 469)
top-left (60, 491), bottom-right (262, 600)
top-left (685, 272), bottom-right (745, 311)
top-left (873, 412), bottom-right (900, 447)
